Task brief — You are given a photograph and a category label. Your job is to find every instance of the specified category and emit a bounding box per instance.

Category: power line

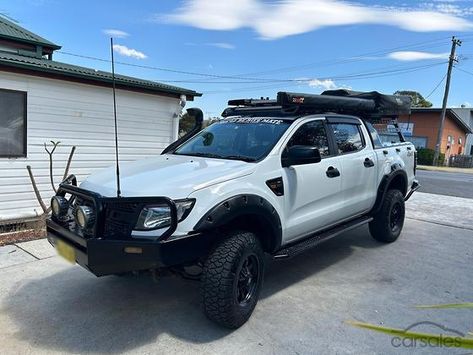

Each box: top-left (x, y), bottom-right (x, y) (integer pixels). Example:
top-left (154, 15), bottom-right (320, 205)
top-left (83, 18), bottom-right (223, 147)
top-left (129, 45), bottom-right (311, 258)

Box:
top-left (57, 36), bottom-right (452, 82)
top-left (455, 67), bottom-right (473, 76)
top-left (58, 51), bottom-right (272, 81)
top-left (425, 73), bottom-right (447, 99)
top-left (202, 62), bottom-right (447, 94)
top-left (162, 62), bottom-right (447, 84)
top-left (58, 49), bottom-right (446, 85)
top-left (237, 39), bottom-right (452, 77)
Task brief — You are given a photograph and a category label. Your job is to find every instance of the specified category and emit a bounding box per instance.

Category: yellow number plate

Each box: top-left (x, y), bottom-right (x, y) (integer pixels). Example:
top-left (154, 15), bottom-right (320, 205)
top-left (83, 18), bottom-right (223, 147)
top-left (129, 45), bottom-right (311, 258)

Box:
top-left (56, 239), bottom-right (76, 264)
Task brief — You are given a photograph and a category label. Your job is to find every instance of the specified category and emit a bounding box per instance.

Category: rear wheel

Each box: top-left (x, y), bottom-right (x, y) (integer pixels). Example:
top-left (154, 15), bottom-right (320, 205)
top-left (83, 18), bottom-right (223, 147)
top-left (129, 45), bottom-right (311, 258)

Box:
top-left (369, 189), bottom-right (405, 243)
top-left (201, 231), bottom-right (264, 328)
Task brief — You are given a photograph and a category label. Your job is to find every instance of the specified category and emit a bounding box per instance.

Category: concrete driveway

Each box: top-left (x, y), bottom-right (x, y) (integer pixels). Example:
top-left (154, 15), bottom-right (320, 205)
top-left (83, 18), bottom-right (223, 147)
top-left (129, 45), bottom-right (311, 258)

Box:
top-left (0, 193), bottom-right (472, 354)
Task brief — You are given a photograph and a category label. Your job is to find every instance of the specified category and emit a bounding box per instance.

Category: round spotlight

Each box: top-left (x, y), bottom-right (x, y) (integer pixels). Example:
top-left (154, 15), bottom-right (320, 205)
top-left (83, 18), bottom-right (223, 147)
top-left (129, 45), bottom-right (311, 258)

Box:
top-left (75, 206), bottom-right (95, 229)
top-left (51, 196), bottom-right (69, 218)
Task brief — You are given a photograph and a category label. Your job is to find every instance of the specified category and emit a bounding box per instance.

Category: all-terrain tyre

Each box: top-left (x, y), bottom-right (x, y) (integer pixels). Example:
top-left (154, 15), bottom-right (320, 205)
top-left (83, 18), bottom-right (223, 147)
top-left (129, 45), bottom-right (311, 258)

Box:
top-left (369, 189), bottom-right (405, 243)
top-left (201, 231), bottom-right (264, 329)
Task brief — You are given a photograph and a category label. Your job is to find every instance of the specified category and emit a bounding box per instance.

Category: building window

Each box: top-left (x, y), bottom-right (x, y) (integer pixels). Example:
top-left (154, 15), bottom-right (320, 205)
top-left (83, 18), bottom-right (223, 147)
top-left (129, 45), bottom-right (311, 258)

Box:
top-left (447, 135), bottom-right (452, 144)
top-left (0, 89), bottom-right (27, 157)
top-left (458, 137), bottom-right (463, 145)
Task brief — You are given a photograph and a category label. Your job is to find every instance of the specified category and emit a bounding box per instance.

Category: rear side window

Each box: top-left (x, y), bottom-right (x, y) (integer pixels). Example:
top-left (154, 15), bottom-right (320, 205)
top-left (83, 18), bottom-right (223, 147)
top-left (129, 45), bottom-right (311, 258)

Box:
top-left (330, 123), bottom-right (364, 154)
top-left (287, 120), bottom-right (330, 157)
top-left (365, 122), bottom-right (384, 149)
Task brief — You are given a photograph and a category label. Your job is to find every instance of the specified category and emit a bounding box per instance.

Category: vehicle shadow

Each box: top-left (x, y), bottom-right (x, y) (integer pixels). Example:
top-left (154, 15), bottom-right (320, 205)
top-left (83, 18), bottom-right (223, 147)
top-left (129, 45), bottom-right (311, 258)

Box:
top-left (3, 226), bottom-right (384, 353)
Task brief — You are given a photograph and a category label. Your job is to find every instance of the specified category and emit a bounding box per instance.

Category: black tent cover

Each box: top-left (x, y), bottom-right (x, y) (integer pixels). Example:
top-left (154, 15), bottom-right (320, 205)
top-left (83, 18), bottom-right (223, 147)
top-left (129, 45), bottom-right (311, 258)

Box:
top-left (277, 90), bottom-right (412, 117)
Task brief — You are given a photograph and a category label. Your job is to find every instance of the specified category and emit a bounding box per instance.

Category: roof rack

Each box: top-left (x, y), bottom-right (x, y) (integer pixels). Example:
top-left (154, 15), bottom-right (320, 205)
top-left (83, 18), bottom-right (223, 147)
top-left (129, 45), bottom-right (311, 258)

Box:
top-left (222, 90), bottom-right (412, 121)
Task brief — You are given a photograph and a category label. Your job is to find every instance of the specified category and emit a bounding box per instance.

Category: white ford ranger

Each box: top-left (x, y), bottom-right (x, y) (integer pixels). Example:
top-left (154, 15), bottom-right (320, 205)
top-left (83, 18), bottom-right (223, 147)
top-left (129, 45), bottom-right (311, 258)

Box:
top-left (47, 90), bottom-right (419, 328)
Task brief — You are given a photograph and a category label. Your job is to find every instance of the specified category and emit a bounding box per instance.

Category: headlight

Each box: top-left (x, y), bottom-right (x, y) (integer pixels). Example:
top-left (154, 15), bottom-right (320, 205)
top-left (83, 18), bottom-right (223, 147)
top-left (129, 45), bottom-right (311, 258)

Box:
top-left (134, 199), bottom-right (195, 231)
top-left (175, 199), bottom-right (195, 222)
top-left (51, 196), bottom-right (69, 218)
top-left (75, 205), bottom-right (95, 229)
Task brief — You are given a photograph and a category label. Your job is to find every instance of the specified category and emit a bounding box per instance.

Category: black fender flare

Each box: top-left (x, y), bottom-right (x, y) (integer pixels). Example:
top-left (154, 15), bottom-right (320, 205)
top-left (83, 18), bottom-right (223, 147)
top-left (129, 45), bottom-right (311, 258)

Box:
top-left (371, 167), bottom-right (408, 215)
top-left (193, 194), bottom-right (282, 252)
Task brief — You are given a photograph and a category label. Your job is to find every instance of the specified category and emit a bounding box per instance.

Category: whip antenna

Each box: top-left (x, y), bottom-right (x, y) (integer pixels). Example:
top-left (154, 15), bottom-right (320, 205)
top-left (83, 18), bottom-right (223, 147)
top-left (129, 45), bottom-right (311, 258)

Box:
top-left (110, 37), bottom-right (121, 197)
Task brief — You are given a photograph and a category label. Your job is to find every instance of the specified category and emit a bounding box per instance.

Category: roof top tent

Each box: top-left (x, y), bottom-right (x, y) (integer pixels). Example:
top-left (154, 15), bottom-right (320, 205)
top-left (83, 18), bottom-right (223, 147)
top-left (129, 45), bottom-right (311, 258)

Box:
top-left (222, 90), bottom-right (412, 142)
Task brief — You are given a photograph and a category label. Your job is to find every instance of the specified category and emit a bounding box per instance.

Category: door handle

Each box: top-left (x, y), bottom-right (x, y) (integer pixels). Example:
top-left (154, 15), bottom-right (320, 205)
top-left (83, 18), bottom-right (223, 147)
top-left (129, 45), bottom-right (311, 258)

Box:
top-left (383, 150), bottom-right (389, 155)
top-left (326, 166), bottom-right (340, 178)
top-left (396, 148), bottom-right (401, 153)
top-left (364, 158), bottom-right (375, 167)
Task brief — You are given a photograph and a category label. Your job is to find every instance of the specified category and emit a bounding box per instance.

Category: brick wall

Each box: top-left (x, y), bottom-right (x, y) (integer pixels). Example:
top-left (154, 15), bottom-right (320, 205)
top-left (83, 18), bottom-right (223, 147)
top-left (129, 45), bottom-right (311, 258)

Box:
top-left (398, 112), bottom-right (467, 156)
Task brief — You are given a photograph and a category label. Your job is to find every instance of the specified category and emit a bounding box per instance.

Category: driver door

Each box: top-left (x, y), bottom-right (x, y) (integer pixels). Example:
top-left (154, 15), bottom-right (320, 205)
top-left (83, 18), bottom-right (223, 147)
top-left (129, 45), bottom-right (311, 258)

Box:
top-left (282, 119), bottom-right (343, 242)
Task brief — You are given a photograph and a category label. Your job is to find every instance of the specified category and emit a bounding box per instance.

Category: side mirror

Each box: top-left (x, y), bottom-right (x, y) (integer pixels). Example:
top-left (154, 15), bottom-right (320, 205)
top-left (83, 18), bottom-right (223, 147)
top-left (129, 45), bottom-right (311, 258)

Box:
top-left (282, 145), bottom-right (321, 167)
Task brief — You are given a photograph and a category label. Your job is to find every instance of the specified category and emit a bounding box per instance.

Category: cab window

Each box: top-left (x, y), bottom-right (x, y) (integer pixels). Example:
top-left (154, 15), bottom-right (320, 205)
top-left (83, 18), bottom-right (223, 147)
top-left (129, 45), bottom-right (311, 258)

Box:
top-left (365, 122), bottom-right (384, 149)
top-left (287, 120), bottom-right (330, 157)
top-left (330, 123), bottom-right (365, 154)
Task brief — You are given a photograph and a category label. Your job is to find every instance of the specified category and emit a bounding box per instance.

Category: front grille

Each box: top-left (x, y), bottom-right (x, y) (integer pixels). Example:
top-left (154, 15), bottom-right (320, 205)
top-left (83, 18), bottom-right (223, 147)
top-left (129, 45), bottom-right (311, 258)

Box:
top-left (53, 181), bottom-right (177, 240)
top-left (102, 201), bottom-right (140, 239)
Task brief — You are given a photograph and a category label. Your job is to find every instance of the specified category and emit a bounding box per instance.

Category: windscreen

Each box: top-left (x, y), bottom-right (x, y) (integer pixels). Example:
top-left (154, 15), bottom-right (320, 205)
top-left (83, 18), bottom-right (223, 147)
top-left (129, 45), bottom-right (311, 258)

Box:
top-left (174, 118), bottom-right (291, 162)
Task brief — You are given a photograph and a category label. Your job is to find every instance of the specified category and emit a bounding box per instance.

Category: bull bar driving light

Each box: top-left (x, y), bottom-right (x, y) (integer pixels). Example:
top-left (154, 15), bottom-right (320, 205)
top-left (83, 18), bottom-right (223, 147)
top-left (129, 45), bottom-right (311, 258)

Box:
top-left (51, 196), bottom-right (69, 218)
top-left (75, 205), bottom-right (95, 229)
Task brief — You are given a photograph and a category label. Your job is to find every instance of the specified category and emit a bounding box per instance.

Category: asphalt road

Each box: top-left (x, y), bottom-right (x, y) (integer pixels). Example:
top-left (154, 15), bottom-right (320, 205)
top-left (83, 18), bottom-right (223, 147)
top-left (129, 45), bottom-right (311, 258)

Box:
top-left (417, 169), bottom-right (473, 199)
top-left (0, 193), bottom-right (472, 355)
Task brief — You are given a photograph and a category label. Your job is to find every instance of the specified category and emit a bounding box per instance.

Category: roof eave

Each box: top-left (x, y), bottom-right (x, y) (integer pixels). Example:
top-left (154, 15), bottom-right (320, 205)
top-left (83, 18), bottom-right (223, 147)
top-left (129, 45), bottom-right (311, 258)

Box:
top-left (0, 60), bottom-right (201, 98)
top-left (0, 34), bottom-right (61, 50)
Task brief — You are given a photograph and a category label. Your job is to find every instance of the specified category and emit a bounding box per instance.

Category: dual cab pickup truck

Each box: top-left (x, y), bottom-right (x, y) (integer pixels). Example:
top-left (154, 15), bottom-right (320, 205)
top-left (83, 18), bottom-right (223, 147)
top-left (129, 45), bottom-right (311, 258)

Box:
top-left (47, 90), bottom-right (419, 328)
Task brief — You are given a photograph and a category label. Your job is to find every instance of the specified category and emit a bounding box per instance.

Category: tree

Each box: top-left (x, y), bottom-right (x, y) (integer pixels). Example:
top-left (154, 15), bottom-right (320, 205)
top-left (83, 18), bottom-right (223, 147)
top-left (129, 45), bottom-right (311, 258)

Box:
top-left (178, 112), bottom-right (196, 137)
top-left (394, 91), bottom-right (432, 107)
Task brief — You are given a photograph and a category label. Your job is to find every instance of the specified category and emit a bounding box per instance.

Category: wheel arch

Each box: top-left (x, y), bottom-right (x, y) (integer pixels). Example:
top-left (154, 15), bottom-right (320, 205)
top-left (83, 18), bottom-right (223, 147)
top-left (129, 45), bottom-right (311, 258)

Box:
top-left (371, 167), bottom-right (408, 215)
top-left (193, 194), bottom-right (282, 253)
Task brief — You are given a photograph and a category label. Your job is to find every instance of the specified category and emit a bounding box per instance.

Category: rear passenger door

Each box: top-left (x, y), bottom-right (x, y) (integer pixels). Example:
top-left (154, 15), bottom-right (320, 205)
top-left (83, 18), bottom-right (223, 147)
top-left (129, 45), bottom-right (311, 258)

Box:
top-left (327, 118), bottom-right (377, 218)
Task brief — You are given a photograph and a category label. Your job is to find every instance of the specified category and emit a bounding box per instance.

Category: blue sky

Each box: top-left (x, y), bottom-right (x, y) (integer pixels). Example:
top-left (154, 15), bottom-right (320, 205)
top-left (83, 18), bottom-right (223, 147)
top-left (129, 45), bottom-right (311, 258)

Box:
top-left (2, 0), bottom-right (473, 117)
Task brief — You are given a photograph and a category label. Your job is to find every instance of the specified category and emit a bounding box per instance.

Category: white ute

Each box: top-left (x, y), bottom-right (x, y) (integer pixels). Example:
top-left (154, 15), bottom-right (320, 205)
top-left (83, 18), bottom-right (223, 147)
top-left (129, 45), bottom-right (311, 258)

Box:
top-left (47, 91), bottom-right (419, 328)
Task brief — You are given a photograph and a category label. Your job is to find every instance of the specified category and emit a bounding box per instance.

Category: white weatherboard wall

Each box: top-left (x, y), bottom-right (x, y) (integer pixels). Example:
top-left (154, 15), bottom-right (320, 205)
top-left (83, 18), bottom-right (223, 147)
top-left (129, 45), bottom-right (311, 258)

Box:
top-left (0, 72), bottom-right (182, 221)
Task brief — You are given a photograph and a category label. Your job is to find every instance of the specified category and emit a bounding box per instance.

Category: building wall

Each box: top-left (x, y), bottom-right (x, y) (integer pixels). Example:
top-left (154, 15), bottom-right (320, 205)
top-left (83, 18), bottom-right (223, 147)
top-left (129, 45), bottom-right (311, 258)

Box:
top-left (0, 71), bottom-right (181, 221)
top-left (398, 112), bottom-right (467, 157)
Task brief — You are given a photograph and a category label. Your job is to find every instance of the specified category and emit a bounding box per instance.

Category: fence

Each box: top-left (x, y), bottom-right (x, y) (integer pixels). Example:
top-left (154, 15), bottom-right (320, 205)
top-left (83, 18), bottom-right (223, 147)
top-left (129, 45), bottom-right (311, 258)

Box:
top-left (448, 155), bottom-right (473, 168)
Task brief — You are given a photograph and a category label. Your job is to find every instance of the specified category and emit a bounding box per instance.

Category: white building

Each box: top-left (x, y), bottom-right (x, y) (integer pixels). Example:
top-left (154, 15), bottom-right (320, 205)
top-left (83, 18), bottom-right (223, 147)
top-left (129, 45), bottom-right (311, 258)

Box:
top-left (0, 17), bottom-right (200, 222)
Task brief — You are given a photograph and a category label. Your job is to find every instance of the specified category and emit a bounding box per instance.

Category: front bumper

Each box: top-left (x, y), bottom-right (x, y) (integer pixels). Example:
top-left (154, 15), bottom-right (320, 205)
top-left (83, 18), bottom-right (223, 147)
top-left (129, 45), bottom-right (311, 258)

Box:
top-left (47, 219), bottom-right (213, 276)
top-left (47, 178), bottom-right (213, 276)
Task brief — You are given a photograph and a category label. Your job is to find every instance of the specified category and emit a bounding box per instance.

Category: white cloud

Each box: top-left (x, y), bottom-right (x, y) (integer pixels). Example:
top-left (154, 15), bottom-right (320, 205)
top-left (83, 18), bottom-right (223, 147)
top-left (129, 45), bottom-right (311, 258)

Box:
top-left (387, 51), bottom-right (450, 61)
top-left (422, 1), bottom-right (473, 16)
top-left (205, 42), bottom-right (236, 49)
top-left (296, 78), bottom-right (351, 91)
top-left (162, 0), bottom-right (473, 39)
top-left (308, 79), bottom-right (338, 90)
top-left (112, 44), bottom-right (147, 59)
top-left (103, 29), bottom-right (129, 38)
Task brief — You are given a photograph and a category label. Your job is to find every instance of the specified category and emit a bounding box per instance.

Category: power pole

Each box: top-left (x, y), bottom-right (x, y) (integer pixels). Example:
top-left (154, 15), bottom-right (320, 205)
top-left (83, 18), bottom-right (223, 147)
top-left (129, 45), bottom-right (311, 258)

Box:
top-left (433, 36), bottom-right (461, 166)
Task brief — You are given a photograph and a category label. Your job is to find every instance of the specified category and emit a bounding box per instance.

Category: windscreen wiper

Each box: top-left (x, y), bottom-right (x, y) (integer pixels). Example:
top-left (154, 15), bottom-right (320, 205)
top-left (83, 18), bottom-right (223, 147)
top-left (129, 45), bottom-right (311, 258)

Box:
top-left (222, 155), bottom-right (257, 162)
top-left (182, 152), bottom-right (224, 159)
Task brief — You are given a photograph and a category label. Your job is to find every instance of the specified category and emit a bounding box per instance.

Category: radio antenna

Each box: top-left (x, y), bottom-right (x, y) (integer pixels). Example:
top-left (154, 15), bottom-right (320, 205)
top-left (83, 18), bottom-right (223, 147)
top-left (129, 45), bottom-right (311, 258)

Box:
top-left (110, 37), bottom-right (121, 197)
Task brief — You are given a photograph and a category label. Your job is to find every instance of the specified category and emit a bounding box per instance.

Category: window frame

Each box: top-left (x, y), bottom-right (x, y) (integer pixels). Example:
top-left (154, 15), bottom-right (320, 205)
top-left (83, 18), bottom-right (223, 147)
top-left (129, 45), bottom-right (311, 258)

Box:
top-left (283, 119), bottom-right (336, 160)
top-left (327, 120), bottom-right (366, 155)
top-left (0, 88), bottom-right (27, 158)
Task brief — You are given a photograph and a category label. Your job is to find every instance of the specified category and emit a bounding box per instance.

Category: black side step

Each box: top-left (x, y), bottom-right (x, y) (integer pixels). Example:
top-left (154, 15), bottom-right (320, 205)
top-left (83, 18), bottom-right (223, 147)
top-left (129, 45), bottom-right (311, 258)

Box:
top-left (273, 216), bottom-right (373, 260)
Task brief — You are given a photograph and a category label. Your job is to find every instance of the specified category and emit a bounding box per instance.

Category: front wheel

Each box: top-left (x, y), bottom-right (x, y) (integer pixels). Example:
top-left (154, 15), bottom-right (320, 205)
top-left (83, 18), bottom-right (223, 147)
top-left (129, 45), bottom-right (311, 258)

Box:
top-left (369, 189), bottom-right (405, 243)
top-left (201, 231), bottom-right (264, 328)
